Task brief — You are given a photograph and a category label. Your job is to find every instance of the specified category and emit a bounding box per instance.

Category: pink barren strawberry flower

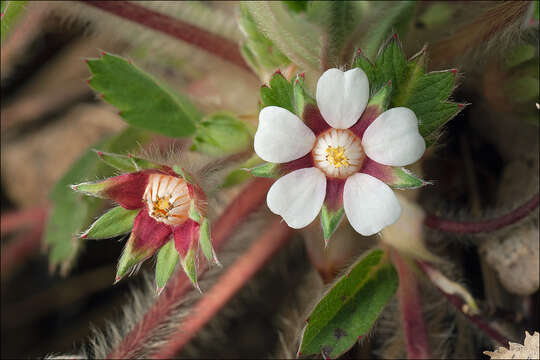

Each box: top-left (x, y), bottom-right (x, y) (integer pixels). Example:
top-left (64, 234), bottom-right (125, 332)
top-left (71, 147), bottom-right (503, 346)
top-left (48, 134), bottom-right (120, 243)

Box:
top-left (72, 163), bottom-right (216, 289)
top-left (254, 68), bottom-right (426, 238)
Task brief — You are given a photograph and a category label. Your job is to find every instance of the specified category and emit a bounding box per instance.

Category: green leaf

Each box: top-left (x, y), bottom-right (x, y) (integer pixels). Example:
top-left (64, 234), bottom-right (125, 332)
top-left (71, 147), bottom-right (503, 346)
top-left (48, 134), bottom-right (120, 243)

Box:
top-left (87, 52), bottom-right (201, 137)
top-left (44, 127), bottom-right (150, 273)
top-left (191, 112), bottom-right (254, 156)
top-left (155, 239), bottom-right (179, 292)
top-left (299, 249), bottom-right (398, 358)
top-left (82, 206), bottom-right (138, 240)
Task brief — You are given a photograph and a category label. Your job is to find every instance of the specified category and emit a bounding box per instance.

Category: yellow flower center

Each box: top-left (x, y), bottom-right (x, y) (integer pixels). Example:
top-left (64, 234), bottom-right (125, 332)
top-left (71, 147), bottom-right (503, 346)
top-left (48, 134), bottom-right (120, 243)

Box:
top-left (312, 128), bottom-right (365, 178)
top-left (143, 174), bottom-right (191, 225)
top-left (152, 196), bottom-right (173, 219)
top-left (326, 146), bottom-right (350, 168)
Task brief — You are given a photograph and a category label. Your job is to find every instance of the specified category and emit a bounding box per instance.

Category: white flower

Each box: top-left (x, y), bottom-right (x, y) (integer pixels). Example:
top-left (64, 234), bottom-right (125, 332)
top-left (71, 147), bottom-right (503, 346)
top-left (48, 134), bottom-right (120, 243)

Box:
top-left (254, 68), bottom-right (425, 236)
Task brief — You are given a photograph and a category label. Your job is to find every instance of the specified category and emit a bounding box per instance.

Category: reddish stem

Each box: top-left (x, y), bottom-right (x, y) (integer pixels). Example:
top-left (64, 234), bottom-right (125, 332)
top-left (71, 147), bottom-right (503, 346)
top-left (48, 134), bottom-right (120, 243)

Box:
top-left (153, 219), bottom-right (293, 359)
top-left (1, 215), bottom-right (46, 280)
top-left (416, 261), bottom-right (509, 346)
top-left (80, 1), bottom-right (251, 71)
top-left (1, 205), bottom-right (49, 236)
top-left (106, 178), bottom-right (273, 359)
top-left (424, 193), bottom-right (539, 234)
top-left (391, 251), bottom-right (431, 359)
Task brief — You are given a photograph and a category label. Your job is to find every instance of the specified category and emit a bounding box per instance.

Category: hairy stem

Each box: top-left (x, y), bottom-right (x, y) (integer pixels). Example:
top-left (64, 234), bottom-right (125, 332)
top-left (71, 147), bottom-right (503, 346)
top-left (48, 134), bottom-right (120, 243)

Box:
top-left (424, 193), bottom-right (539, 234)
top-left (391, 251), bottom-right (431, 359)
top-left (153, 219), bottom-right (293, 359)
top-left (416, 261), bottom-right (509, 346)
top-left (80, 1), bottom-right (250, 71)
top-left (430, 1), bottom-right (529, 67)
top-left (106, 178), bottom-right (273, 359)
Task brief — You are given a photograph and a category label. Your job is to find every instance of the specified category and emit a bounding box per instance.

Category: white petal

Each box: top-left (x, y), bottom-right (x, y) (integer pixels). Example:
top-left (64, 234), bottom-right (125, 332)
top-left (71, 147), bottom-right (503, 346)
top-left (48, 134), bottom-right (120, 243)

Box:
top-left (362, 107), bottom-right (426, 166)
top-left (343, 173), bottom-right (401, 236)
top-left (266, 167), bottom-right (326, 229)
top-left (254, 106), bottom-right (316, 163)
top-left (316, 68), bottom-right (369, 129)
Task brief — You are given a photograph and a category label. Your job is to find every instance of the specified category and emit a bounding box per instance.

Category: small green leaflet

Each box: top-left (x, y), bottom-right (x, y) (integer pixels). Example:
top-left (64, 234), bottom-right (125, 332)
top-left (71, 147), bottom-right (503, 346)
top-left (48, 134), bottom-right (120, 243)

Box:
top-left (354, 35), bottom-right (464, 146)
top-left (299, 249), bottom-right (398, 358)
top-left (82, 206), bottom-right (138, 240)
top-left (155, 239), bottom-right (179, 292)
top-left (87, 52), bottom-right (201, 137)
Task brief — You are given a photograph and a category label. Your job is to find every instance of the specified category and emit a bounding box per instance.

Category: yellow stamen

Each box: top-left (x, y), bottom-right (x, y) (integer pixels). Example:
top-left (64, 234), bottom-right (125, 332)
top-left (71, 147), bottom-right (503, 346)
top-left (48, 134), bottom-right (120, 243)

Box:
top-left (326, 146), bottom-right (350, 168)
top-left (152, 196), bottom-right (172, 218)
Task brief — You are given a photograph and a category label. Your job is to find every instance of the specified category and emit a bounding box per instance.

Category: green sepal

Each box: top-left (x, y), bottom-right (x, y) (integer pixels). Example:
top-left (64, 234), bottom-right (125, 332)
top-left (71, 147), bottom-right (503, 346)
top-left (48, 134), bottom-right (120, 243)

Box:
top-left (354, 34), bottom-right (463, 146)
top-left (389, 167), bottom-right (427, 189)
top-left (367, 80), bottom-right (392, 114)
top-left (299, 249), bottom-right (398, 358)
top-left (320, 206), bottom-right (345, 244)
top-left (352, 50), bottom-right (376, 94)
top-left (293, 74), bottom-right (315, 118)
top-left (81, 206), bottom-right (138, 240)
top-left (261, 71), bottom-right (295, 113)
top-left (172, 165), bottom-right (195, 184)
top-left (199, 217), bottom-right (220, 266)
top-left (115, 239), bottom-right (152, 282)
top-left (94, 150), bottom-right (161, 172)
top-left (71, 180), bottom-right (110, 198)
top-left (181, 247), bottom-right (200, 291)
top-left (155, 238), bottom-right (179, 294)
top-left (188, 200), bottom-right (202, 223)
top-left (249, 162), bottom-right (281, 178)
top-left (221, 154), bottom-right (263, 188)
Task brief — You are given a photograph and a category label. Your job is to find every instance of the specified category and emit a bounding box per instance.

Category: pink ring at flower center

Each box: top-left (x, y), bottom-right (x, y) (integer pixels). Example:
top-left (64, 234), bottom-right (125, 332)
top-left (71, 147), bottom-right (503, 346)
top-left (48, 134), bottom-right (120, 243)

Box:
top-left (312, 128), bottom-right (365, 178)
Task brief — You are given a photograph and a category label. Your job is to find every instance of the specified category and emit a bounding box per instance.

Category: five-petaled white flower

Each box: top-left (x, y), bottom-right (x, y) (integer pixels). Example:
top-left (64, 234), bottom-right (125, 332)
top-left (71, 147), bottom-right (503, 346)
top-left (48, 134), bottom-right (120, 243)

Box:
top-left (254, 68), bottom-right (426, 236)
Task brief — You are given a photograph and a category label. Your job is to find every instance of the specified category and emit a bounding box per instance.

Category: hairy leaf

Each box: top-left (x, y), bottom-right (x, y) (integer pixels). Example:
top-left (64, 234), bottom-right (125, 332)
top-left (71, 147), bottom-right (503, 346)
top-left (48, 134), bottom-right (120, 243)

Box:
top-left (87, 52), bottom-right (201, 137)
top-left (244, 2), bottom-right (321, 76)
top-left (299, 249), bottom-right (398, 358)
